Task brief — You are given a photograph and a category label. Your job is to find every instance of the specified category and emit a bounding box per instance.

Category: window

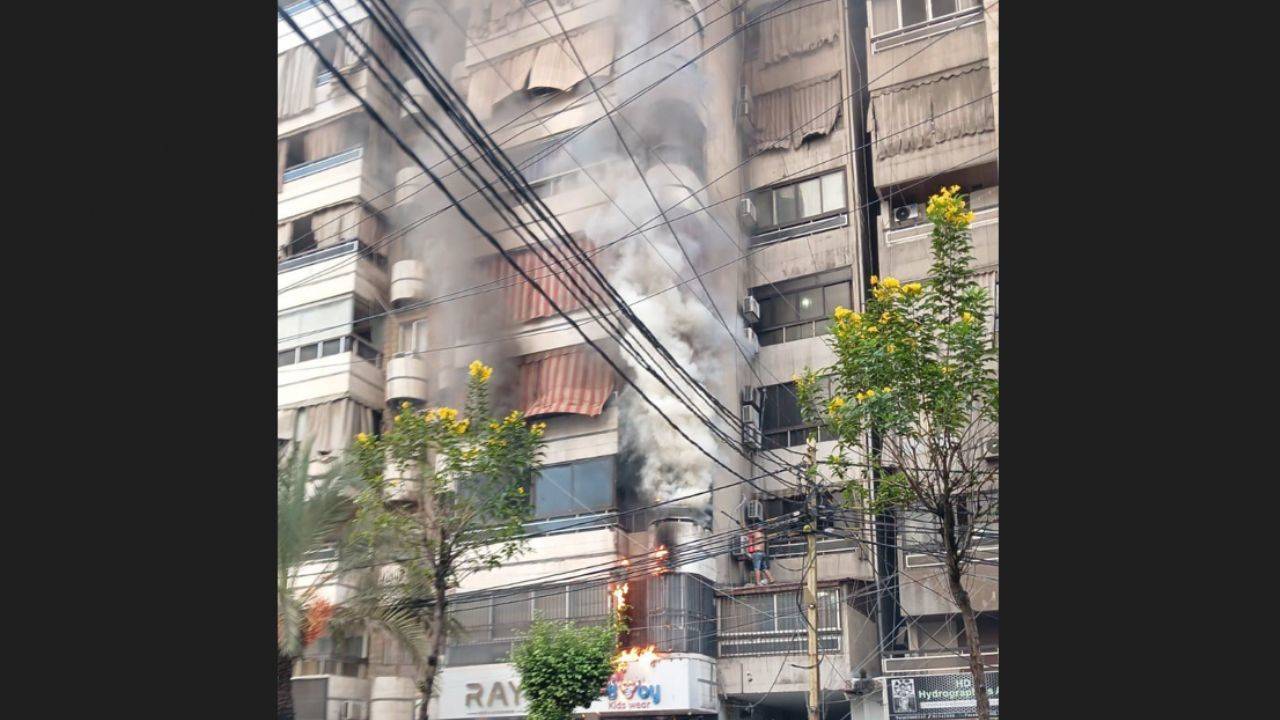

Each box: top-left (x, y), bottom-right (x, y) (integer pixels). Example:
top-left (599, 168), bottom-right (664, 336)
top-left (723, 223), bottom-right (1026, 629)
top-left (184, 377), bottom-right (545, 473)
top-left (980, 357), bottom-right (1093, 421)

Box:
top-left (760, 378), bottom-right (837, 449)
top-left (752, 269), bottom-right (852, 346)
top-left (533, 455), bottom-right (616, 519)
top-left (872, 0), bottom-right (977, 35)
top-left (718, 587), bottom-right (841, 656)
top-left (398, 319), bottom-right (428, 356)
top-left (751, 171), bottom-right (846, 234)
top-left (448, 581), bottom-right (612, 666)
top-left (286, 215), bottom-right (316, 257)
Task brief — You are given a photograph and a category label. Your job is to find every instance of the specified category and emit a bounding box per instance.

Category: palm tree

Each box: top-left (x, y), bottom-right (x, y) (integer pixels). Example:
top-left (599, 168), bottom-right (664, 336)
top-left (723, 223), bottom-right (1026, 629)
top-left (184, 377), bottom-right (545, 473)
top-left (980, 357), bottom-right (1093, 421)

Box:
top-left (277, 444), bottom-right (353, 720)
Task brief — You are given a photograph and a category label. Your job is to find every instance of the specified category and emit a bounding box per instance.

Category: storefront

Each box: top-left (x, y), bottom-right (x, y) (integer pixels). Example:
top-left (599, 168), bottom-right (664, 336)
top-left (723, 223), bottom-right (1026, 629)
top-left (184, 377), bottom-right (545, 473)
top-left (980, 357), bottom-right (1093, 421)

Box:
top-left (883, 671), bottom-right (999, 720)
top-left (434, 653), bottom-right (720, 720)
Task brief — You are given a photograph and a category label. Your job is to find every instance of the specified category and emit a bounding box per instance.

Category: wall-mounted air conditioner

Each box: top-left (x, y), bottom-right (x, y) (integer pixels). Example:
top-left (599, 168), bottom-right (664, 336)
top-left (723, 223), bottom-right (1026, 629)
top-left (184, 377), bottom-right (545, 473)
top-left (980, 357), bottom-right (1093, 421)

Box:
top-left (742, 295), bottom-right (760, 325)
top-left (740, 386), bottom-right (761, 408)
top-left (983, 437), bottom-right (999, 460)
top-left (891, 203), bottom-right (922, 228)
top-left (741, 404), bottom-right (761, 451)
top-left (743, 326), bottom-right (759, 358)
top-left (739, 197), bottom-right (757, 229)
top-left (745, 499), bottom-right (764, 523)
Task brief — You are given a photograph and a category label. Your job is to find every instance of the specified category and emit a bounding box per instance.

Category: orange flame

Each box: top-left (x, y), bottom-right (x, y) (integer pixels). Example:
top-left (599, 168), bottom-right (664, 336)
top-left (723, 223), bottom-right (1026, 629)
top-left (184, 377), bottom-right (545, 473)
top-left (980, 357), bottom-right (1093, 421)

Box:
top-left (610, 581), bottom-right (629, 613)
top-left (652, 544), bottom-right (670, 574)
top-left (614, 644), bottom-right (661, 673)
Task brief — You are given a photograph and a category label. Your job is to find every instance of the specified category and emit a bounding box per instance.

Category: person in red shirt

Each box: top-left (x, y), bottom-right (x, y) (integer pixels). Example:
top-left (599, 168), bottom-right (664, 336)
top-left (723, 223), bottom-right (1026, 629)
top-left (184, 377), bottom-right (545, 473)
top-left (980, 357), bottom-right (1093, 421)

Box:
top-left (747, 526), bottom-right (775, 586)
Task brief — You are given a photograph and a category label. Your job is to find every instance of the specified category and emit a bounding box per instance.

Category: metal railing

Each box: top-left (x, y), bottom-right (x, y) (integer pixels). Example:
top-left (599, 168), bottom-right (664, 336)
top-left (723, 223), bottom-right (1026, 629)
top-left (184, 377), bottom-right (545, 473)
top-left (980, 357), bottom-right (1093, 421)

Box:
top-left (278, 239), bottom-right (386, 272)
top-left (278, 334), bottom-right (384, 369)
top-left (282, 146), bottom-right (363, 183)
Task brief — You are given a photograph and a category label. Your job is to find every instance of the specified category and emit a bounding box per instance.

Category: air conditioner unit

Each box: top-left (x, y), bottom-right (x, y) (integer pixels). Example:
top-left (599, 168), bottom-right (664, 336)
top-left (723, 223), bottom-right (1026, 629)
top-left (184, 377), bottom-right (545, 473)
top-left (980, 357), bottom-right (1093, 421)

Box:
top-left (741, 294), bottom-right (761, 325)
top-left (739, 197), bottom-right (758, 229)
top-left (740, 386), bottom-right (761, 408)
top-left (738, 84), bottom-right (751, 118)
top-left (340, 701), bottom-right (367, 720)
top-left (891, 203), bottom-right (922, 227)
top-left (741, 405), bottom-right (762, 451)
top-left (983, 437), bottom-right (999, 459)
top-left (743, 326), bottom-right (760, 358)
top-left (745, 499), bottom-right (765, 523)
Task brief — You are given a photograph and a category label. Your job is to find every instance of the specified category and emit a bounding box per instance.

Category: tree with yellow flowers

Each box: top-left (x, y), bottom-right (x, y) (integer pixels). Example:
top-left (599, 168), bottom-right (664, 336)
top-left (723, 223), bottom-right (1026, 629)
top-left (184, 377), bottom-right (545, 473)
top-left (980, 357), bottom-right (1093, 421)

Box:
top-left (340, 361), bottom-right (546, 720)
top-left (797, 186), bottom-right (998, 719)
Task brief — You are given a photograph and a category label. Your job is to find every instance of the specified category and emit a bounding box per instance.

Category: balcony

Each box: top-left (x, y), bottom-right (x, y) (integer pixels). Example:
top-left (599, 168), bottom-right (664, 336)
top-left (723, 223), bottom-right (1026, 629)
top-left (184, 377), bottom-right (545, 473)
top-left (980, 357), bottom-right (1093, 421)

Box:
top-left (385, 354), bottom-right (429, 406)
top-left (882, 645), bottom-right (999, 675)
top-left (389, 259), bottom-right (426, 307)
top-left (278, 334), bottom-right (386, 410)
top-left (278, 240), bottom-right (388, 317)
top-left (278, 145), bottom-right (392, 223)
top-left (879, 187), bottom-right (997, 282)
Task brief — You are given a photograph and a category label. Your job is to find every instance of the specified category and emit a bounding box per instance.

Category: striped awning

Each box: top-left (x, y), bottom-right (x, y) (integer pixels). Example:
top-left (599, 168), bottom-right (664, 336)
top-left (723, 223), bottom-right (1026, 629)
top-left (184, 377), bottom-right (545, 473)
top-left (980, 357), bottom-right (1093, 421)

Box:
top-left (519, 345), bottom-right (615, 418)
top-left (491, 245), bottom-right (587, 323)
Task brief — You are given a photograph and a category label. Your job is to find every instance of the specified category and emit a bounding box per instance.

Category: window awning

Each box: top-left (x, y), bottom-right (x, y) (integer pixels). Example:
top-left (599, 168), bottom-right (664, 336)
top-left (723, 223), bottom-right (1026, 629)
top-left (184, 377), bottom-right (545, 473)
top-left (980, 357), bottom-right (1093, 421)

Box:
top-left (490, 244), bottom-right (588, 323)
top-left (757, 0), bottom-right (839, 67)
top-left (519, 345), bottom-right (615, 418)
top-left (750, 72), bottom-right (842, 154)
top-left (869, 62), bottom-right (995, 160)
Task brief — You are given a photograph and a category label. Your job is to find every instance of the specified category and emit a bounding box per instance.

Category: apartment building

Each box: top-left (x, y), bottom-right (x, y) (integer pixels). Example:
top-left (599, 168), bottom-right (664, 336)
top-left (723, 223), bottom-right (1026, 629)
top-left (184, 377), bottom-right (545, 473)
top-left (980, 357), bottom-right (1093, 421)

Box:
top-left (864, 1), bottom-right (999, 717)
top-left (278, 2), bottom-right (995, 720)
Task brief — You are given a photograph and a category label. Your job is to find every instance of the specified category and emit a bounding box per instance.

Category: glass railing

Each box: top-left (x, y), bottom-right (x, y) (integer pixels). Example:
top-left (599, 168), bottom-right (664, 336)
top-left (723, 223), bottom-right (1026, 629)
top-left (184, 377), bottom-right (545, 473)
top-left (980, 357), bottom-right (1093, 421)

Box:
top-left (282, 146), bottom-right (363, 183)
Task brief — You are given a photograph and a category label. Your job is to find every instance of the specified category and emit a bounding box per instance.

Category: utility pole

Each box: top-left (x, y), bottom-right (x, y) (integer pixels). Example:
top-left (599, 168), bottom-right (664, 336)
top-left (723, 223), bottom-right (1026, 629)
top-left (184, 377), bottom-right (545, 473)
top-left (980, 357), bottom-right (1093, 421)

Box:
top-left (803, 434), bottom-right (821, 720)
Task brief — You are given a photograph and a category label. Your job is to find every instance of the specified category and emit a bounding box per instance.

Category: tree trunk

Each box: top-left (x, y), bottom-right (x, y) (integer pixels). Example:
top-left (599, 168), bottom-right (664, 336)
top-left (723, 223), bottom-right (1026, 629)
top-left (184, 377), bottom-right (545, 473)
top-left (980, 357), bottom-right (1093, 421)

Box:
top-left (416, 573), bottom-right (450, 720)
top-left (277, 648), bottom-right (296, 720)
top-left (943, 501), bottom-right (991, 720)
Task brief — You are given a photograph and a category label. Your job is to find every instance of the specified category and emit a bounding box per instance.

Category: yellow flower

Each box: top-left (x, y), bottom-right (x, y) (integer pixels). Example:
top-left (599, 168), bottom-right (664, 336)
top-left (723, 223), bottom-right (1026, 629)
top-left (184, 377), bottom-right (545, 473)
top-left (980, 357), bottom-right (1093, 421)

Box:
top-left (904, 282), bottom-right (922, 295)
top-left (517, 486), bottom-right (525, 495)
top-left (886, 344), bottom-right (896, 353)
top-left (881, 277), bottom-right (900, 289)
top-left (505, 410), bottom-right (521, 424)
top-left (436, 407), bottom-right (458, 422)
top-left (833, 306), bottom-right (852, 321)
top-left (941, 365), bottom-right (953, 374)
top-left (828, 396), bottom-right (846, 413)
top-left (864, 388), bottom-right (876, 398)
top-left (869, 275), bottom-right (879, 286)
top-left (866, 325), bottom-right (878, 334)
top-left (400, 401), bottom-right (411, 410)
top-left (880, 312), bottom-right (891, 324)
top-left (962, 312), bottom-right (974, 324)
top-left (454, 419), bottom-right (470, 434)
top-left (489, 421), bottom-right (501, 431)
top-left (468, 360), bottom-right (493, 382)
top-left (355, 432), bottom-right (370, 444)
top-left (855, 392), bottom-right (866, 402)
top-left (883, 387), bottom-right (892, 393)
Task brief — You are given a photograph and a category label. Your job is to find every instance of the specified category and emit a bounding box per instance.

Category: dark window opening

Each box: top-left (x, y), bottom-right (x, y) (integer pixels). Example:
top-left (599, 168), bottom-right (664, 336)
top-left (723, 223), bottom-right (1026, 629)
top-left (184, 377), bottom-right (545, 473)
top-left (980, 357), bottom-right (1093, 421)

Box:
top-left (287, 215), bottom-right (316, 256)
top-left (753, 269), bottom-right (852, 347)
top-left (760, 378), bottom-right (836, 448)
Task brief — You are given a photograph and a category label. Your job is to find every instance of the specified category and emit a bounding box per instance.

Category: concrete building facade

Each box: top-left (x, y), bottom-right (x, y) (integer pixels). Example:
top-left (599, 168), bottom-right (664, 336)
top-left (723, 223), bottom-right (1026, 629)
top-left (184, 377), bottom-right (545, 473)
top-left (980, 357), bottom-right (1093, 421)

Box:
top-left (277, 1), bottom-right (996, 719)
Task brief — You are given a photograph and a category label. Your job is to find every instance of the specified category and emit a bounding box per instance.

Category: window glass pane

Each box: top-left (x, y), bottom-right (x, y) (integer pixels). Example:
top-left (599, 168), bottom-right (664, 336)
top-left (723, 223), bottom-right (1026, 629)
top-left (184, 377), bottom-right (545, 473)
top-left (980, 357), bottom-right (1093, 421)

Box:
top-left (932, 0), bottom-right (958, 17)
top-left (796, 287), bottom-right (823, 320)
top-left (535, 465), bottom-right (575, 518)
top-left (797, 178), bottom-right (822, 219)
top-left (775, 185), bottom-right (797, 225)
top-left (754, 189), bottom-right (774, 227)
top-left (777, 385), bottom-right (801, 428)
top-left (871, 0), bottom-right (900, 33)
top-left (299, 344), bottom-right (319, 362)
top-left (573, 457), bottom-right (615, 511)
top-left (787, 322), bottom-right (814, 341)
top-left (823, 282), bottom-right (851, 314)
top-left (761, 385), bottom-right (782, 430)
top-left (902, 0), bottom-right (927, 25)
top-left (772, 293), bottom-right (797, 326)
top-left (413, 319), bottom-right (429, 353)
top-left (399, 323), bottom-right (413, 353)
top-left (763, 432), bottom-right (787, 450)
top-left (759, 328), bottom-right (784, 346)
top-left (758, 296), bottom-right (779, 329)
top-left (321, 338), bottom-right (342, 356)
top-left (821, 172), bottom-right (846, 212)
top-left (278, 349), bottom-right (296, 367)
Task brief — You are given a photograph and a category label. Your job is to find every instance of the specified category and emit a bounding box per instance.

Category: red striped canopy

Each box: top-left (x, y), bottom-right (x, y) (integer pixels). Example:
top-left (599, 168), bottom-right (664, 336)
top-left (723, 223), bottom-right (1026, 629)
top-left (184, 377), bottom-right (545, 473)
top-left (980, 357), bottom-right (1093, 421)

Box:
top-left (490, 244), bottom-right (588, 323)
top-left (519, 345), bottom-right (615, 418)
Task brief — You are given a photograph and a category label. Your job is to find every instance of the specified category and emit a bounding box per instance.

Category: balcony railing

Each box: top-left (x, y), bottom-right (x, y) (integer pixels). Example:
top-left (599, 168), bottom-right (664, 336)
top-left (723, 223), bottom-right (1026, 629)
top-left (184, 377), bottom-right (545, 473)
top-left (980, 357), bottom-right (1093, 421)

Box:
top-left (882, 644), bottom-right (999, 675)
top-left (278, 239), bottom-right (386, 272)
top-left (283, 146), bottom-right (363, 183)
top-left (750, 212), bottom-right (848, 247)
top-left (872, 5), bottom-right (984, 51)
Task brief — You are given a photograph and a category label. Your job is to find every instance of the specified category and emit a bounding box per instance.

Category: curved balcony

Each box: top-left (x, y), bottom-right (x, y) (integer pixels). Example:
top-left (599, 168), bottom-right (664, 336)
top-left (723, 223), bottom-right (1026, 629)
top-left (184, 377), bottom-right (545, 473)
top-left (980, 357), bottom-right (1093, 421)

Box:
top-left (389, 259), bottom-right (426, 307)
top-left (385, 354), bottom-right (429, 405)
top-left (394, 166), bottom-right (426, 207)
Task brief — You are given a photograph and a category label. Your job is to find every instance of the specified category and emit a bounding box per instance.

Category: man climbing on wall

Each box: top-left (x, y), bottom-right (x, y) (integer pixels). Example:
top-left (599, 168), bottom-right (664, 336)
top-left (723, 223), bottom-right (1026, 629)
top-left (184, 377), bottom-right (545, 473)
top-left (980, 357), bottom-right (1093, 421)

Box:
top-left (747, 525), bottom-right (775, 586)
